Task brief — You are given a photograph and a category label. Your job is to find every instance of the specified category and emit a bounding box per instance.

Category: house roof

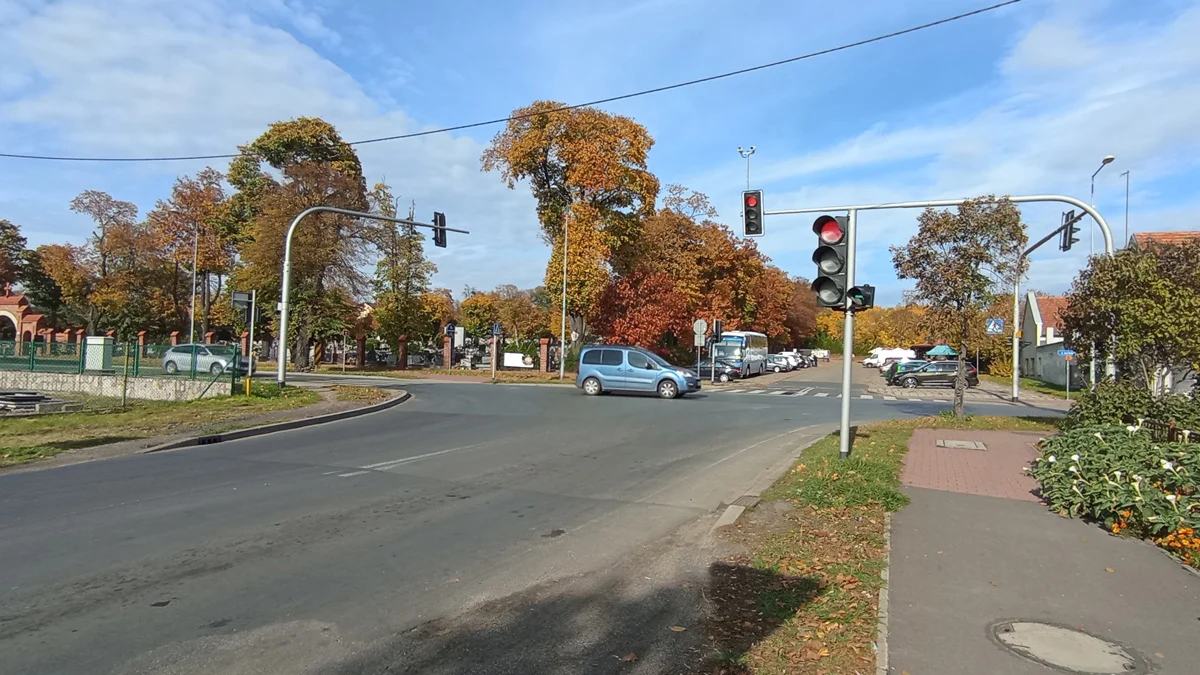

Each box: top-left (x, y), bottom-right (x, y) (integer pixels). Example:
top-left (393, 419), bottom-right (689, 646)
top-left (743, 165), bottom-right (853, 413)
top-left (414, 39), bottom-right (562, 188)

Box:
top-left (1129, 231), bottom-right (1200, 249)
top-left (1034, 295), bottom-right (1068, 331)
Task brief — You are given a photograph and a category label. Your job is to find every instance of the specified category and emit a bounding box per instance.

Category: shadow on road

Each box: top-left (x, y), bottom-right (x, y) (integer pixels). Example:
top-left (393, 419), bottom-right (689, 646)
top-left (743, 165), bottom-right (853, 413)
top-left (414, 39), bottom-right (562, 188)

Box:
top-left (324, 561), bottom-right (820, 675)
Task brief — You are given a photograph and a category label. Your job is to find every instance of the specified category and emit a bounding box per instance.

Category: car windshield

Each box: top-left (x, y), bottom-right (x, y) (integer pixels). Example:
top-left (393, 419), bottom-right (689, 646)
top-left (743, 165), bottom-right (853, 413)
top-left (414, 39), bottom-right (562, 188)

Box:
top-left (207, 345), bottom-right (236, 356)
top-left (714, 343), bottom-right (742, 360)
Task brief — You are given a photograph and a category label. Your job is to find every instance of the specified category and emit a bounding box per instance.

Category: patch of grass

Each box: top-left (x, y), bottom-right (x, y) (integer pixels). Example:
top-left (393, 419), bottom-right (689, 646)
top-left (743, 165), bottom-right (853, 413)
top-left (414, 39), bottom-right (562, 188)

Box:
top-left (980, 374), bottom-right (1070, 399)
top-left (331, 385), bottom-right (391, 403)
top-left (0, 388), bottom-right (320, 467)
top-left (712, 414), bottom-right (1058, 674)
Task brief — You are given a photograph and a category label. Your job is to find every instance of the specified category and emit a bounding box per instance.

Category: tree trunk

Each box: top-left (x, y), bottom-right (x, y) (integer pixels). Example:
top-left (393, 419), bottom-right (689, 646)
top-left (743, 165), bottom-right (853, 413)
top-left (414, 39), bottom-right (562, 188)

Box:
top-left (955, 311), bottom-right (968, 420)
top-left (293, 324), bottom-right (311, 370)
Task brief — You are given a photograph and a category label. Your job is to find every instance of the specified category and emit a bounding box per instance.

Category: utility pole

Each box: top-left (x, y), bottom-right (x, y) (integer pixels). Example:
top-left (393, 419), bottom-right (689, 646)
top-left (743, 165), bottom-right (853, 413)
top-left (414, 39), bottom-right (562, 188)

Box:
top-left (188, 222), bottom-right (199, 344)
top-left (737, 146), bottom-right (756, 191)
top-left (559, 205), bottom-right (569, 380)
top-left (1120, 170), bottom-right (1130, 246)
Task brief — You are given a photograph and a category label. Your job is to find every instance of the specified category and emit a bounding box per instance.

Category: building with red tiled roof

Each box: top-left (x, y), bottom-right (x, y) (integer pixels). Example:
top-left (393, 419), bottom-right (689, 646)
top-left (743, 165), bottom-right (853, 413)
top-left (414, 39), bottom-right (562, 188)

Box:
top-left (1019, 292), bottom-right (1078, 388)
top-left (1127, 231), bottom-right (1200, 250)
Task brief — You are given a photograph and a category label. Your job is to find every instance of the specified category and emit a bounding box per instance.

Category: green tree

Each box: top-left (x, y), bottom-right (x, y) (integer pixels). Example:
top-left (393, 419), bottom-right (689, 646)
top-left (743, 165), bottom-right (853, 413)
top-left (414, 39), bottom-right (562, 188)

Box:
top-left (368, 185), bottom-right (437, 359)
top-left (0, 219), bottom-right (26, 289)
top-left (18, 248), bottom-right (67, 328)
top-left (1060, 239), bottom-right (1200, 394)
top-left (891, 196), bottom-right (1027, 418)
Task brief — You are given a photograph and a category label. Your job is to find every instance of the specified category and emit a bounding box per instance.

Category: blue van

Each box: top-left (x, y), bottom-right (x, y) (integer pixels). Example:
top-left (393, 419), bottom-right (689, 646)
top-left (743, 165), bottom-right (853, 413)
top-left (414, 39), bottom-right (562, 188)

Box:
top-left (576, 346), bottom-right (701, 398)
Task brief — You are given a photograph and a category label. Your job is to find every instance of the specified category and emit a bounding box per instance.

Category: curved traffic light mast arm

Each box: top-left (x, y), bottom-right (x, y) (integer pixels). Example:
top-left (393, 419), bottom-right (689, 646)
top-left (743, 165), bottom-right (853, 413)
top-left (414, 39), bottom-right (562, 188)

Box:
top-left (276, 206), bottom-right (470, 386)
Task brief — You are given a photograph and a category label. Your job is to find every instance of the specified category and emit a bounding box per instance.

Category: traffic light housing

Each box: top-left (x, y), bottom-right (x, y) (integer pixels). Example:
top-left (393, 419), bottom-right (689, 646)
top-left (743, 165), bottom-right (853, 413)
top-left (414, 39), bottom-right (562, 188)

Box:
top-left (433, 211), bottom-right (447, 248)
top-left (811, 215), bottom-right (849, 309)
top-left (848, 285), bottom-right (875, 311)
top-left (742, 190), bottom-right (763, 237)
top-left (1059, 210), bottom-right (1080, 252)
top-left (712, 319), bottom-right (723, 343)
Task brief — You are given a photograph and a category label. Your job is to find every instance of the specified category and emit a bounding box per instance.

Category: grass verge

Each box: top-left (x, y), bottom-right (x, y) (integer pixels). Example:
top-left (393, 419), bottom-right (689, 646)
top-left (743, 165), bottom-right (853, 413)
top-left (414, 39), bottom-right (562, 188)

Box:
top-left (710, 414), bottom-right (1057, 674)
top-left (331, 385), bottom-right (392, 403)
top-left (979, 374), bottom-right (1070, 399)
top-left (0, 386), bottom-right (320, 467)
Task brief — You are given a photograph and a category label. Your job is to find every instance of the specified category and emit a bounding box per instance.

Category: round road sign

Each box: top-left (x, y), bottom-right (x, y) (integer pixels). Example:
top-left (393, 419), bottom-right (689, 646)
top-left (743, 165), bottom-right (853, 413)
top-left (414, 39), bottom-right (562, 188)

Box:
top-left (693, 319), bottom-right (708, 334)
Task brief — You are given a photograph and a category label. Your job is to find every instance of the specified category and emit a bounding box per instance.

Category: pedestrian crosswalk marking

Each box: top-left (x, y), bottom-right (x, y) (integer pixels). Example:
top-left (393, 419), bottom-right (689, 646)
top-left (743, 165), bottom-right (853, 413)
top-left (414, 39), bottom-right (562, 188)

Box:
top-left (814, 392), bottom-right (829, 397)
top-left (860, 394), bottom-right (874, 399)
top-left (884, 395), bottom-right (897, 400)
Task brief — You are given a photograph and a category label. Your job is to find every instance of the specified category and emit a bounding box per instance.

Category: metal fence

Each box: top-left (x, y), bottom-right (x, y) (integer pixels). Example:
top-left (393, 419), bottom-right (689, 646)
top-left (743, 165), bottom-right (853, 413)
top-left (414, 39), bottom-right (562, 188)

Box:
top-left (0, 341), bottom-right (244, 409)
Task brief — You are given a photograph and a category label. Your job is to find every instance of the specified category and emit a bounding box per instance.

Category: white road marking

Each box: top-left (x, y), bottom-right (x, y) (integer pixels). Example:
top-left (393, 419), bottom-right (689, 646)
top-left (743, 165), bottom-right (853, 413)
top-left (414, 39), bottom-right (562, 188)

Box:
top-left (814, 392), bottom-right (829, 397)
top-left (860, 394), bottom-right (874, 400)
top-left (724, 388), bottom-right (746, 394)
top-left (794, 387), bottom-right (814, 396)
top-left (322, 470), bottom-right (340, 475)
top-left (884, 396), bottom-right (897, 400)
top-left (767, 390), bottom-right (788, 395)
top-left (360, 440), bottom-right (498, 471)
top-left (338, 471), bottom-right (369, 478)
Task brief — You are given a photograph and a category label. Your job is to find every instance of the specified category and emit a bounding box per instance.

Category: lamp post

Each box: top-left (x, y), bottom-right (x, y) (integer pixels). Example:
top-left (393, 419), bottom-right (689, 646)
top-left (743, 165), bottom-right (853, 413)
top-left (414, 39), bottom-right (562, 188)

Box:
top-left (1090, 155), bottom-right (1115, 256)
top-left (187, 222), bottom-right (199, 344)
top-left (559, 204), bottom-right (570, 380)
top-left (737, 146), bottom-right (756, 190)
top-left (1120, 170), bottom-right (1130, 246)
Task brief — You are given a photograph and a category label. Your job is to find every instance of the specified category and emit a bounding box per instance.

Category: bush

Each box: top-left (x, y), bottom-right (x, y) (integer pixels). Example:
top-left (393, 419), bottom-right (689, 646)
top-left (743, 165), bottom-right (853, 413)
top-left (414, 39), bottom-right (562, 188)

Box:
top-left (1064, 380), bottom-right (1200, 431)
top-left (1031, 424), bottom-right (1199, 565)
top-left (986, 358), bottom-right (1013, 377)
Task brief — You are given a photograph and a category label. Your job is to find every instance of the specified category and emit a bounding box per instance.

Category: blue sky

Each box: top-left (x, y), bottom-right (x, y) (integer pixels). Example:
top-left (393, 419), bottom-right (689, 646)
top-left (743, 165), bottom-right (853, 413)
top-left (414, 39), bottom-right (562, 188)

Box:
top-left (2, 0), bottom-right (1199, 306)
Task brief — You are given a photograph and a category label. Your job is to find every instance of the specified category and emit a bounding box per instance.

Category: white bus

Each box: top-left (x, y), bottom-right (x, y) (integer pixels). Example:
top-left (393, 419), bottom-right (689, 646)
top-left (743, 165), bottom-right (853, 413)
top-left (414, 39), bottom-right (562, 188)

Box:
top-left (713, 330), bottom-right (769, 377)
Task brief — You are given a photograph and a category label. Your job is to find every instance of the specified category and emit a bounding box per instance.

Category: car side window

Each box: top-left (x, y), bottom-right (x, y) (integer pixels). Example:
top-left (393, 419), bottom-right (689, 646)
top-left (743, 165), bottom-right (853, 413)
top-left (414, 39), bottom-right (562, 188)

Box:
top-left (582, 349), bottom-right (603, 365)
top-left (600, 350), bottom-right (624, 366)
top-left (627, 352), bottom-right (650, 369)
top-left (938, 362), bottom-right (957, 371)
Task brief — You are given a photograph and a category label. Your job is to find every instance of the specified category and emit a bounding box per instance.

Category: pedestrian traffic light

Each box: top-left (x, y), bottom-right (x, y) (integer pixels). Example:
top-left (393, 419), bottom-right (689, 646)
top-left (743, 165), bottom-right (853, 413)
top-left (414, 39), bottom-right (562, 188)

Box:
top-left (1059, 210), bottom-right (1080, 252)
top-left (742, 190), bottom-right (763, 237)
top-left (433, 211), bottom-right (447, 248)
top-left (811, 215), bottom-right (849, 309)
top-left (847, 285), bottom-right (875, 311)
top-left (712, 319), bottom-right (723, 343)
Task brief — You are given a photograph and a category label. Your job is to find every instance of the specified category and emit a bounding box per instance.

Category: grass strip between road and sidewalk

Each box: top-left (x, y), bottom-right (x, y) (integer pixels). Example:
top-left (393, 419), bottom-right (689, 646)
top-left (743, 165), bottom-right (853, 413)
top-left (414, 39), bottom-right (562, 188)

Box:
top-left (709, 413), bottom-right (1058, 674)
top-left (979, 374), bottom-right (1070, 399)
top-left (0, 385), bottom-right (322, 468)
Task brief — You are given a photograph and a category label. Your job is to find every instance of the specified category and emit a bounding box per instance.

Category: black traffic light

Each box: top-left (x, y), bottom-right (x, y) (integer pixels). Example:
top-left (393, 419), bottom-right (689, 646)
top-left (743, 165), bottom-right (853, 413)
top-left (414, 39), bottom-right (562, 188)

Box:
top-left (712, 319), bottom-right (723, 343)
top-left (848, 285), bottom-right (875, 311)
top-left (742, 190), bottom-right (763, 237)
top-left (811, 215), bottom-right (849, 309)
top-left (433, 211), bottom-right (447, 248)
top-left (1059, 210), bottom-right (1080, 252)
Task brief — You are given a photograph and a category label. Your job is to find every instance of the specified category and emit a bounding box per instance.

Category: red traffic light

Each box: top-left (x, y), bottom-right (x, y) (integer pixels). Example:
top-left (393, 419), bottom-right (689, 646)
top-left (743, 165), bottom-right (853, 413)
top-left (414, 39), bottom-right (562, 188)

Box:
top-left (812, 215), bottom-right (844, 244)
top-left (744, 194), bottom-right (758, 208)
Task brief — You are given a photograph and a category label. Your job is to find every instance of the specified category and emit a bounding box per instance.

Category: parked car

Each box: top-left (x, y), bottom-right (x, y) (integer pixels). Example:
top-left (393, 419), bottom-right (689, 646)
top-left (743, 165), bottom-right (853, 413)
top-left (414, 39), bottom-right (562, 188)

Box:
top-left (766, 355), bottom-right (794, 372)
top-left (895, 361), bottom-right (979, 388)
top-left (577, 345), bottom-right (700, 398)
top-left (161, 344), bottom-right (249, 376)
top-left (884, 359), bottom-right (928, 383)
top-left (689, 359), bottom-right (742, 383)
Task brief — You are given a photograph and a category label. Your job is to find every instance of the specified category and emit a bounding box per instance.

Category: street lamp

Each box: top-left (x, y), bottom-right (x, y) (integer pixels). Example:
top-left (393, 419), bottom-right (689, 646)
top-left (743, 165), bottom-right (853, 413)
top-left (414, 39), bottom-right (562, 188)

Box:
top-left (737, 146), bottom-right (756, 191)
top-left (559, 204), bottom-right (569, 380)
top-left (1119, 170), bottom-right (1130, 246)
top-left (1090, 155), bottom-right (1115, 256)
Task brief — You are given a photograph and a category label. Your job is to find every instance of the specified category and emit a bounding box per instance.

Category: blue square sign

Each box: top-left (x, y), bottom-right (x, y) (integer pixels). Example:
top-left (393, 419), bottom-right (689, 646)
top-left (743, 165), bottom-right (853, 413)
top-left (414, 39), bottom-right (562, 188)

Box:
top-left (985, 318), bottom-right (1005, 335)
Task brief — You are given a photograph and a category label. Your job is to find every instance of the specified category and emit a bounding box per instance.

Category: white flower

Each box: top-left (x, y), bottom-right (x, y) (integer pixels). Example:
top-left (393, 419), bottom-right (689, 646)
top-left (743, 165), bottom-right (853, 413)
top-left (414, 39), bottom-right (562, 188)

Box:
top-left (1113, 470), bottom-right (1122, 479)
top-left (1094, 432), bottom-right (1104, 441)
top-left (1161, 460), bottom-right (1175, 471)
top-left (1126, 425), bottom-right (1139, 433)
top-left (1166, 495), bottom-right (1178, 503)
top-left (1048, 455), bottom-right (1057, 463)
top-left (1071, 454), bottom-right (1080, 462)
top-left (1069, 466), bottom-right (1079, 473)
top-left (1132, 474), bottom-right (1143, 482)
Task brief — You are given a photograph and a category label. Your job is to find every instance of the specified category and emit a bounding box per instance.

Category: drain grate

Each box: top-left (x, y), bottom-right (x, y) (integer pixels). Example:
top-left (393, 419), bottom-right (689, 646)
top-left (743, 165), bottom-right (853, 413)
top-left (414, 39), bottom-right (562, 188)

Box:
top-left (936, 439), bottom-right (987, 450)
top-left (731, 495), bottom-right (760, 508)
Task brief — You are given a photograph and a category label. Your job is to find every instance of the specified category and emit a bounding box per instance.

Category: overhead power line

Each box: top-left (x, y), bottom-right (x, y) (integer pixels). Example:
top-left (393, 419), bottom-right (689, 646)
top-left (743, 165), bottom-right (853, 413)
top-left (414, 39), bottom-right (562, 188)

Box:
top-left (0, 0), bottom-right (1023, 163)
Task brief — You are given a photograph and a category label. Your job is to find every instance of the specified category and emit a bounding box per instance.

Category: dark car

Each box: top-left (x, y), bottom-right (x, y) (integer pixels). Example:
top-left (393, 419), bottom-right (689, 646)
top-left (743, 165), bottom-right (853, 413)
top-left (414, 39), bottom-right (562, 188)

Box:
top-left (691, 359), bottom-right (742, 383)
top-left (885, 359), bottom-right (928, 384)
top-left (766, 355), bottom-right (793, 373)
top-left (895, 361), bottom-right (979, 388)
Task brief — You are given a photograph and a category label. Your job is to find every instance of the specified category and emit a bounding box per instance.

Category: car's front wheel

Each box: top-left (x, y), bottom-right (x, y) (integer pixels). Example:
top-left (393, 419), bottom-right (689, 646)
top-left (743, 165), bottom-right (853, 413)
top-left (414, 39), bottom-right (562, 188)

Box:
top-left (210, 362), bottom-right (225, 376)
top-left (902, 377), bottom-right (919, 389)
top-left (773, 365), bottom-right (781, 372)
top-left (164, 361), bottom-right (178, 374)
top-left (658, 379), bottom-right (679, 399)
top-left (582, 377), bottom-right (602, 396)
top-left (718, 372), bottom-right (730, 383)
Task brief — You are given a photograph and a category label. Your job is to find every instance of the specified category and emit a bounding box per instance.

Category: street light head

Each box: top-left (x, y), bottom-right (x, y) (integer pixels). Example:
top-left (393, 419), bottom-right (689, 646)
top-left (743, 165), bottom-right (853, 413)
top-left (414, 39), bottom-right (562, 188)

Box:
top-left (749, 146), bottom-right (756, 152)
top-left (1102, 155), bottom-right (1115, 165)
top-left (736, 146), bottom-right (743, 153)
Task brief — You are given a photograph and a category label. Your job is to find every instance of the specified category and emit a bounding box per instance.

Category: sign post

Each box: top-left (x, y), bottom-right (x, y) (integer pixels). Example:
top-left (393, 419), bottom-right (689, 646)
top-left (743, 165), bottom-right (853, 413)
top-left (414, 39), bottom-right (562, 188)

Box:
top-left (692, 319), bottom-right (707, 381)
top-left (232, 290), bottom-right (256, 395)
top-left (1058, 349), bottom-right (1077, 401)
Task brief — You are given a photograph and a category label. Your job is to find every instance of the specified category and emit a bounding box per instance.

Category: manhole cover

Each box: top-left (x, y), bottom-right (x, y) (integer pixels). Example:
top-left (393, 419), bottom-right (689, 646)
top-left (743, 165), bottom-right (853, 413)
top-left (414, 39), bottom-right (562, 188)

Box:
top-left (936, 439), bottom-right (987, 450)
top-left (990, 620), bottom-right (1147, 674)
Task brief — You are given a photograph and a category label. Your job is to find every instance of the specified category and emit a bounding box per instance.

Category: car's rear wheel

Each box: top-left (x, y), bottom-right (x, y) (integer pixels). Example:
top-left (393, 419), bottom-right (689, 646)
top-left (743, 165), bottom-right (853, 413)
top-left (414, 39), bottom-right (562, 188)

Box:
top-left (582, 377), bottom-right (602, 396)
top-left (902, 377), bottom-right (918, 389)
top-left (658, 379), bottom-right (679, 399)
top-left (718, 372), bottom-right (730, 383)
top-left (210, 362), bottom-right (224, 376)
top-left (164, 361), bottom-right (178, 374)
top-left (773, 365), bottom-right (781, 373)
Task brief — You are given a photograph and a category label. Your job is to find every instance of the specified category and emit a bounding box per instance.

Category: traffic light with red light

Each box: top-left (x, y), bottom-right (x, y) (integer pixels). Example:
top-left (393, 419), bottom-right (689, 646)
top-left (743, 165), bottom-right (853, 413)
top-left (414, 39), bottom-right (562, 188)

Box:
top-left (742, 190), bottom-right (763, 237)
top-left (433, 211), bottom-right (447, 248)
top-left (811, 214), bottom-right (849, 309)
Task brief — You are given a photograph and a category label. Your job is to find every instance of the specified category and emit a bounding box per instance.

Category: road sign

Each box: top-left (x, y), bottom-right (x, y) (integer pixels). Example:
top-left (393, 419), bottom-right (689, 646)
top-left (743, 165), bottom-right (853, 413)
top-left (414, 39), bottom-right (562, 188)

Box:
top-left (232, 291), bottom-right (252, 309)
top-left (985, 318), bottom-right (1004, 335)
top-left (693, 318), bottom-right (708, 334)
top-left (1057, 349), bottom-right (1076, 357)
top-left (693, 333), bottom-right (706, 347)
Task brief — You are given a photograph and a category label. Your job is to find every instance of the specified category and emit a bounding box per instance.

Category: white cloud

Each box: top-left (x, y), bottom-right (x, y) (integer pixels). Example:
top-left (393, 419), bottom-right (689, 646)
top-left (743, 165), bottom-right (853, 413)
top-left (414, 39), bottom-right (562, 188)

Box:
top-left (0, 0), bottom-right (545, 295)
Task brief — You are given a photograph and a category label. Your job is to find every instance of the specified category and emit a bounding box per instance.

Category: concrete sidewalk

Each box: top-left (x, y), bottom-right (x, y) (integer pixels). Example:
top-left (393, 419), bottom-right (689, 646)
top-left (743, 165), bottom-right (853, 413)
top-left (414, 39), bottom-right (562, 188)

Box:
top-left (888, 429), bottom-right (1200, 674)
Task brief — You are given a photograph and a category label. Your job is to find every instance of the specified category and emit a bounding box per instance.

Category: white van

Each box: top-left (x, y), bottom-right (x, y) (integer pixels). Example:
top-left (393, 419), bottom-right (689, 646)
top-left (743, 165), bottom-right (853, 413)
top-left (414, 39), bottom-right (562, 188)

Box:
top-left (864, 348), bottom-right (916, 368)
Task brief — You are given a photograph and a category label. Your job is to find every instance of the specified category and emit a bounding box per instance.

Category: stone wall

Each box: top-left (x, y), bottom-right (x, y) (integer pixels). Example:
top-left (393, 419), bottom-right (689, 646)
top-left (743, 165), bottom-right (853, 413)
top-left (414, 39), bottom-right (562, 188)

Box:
top-left (0, 370), bottom-right (229, 401)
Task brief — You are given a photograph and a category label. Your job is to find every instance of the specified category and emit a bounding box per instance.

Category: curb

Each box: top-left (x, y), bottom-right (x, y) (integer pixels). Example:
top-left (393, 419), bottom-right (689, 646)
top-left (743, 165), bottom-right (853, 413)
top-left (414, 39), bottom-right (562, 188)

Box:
top-left (875, 512), bottom-right (892, 675)
top-left (139, 390), bottom-right (411, 454)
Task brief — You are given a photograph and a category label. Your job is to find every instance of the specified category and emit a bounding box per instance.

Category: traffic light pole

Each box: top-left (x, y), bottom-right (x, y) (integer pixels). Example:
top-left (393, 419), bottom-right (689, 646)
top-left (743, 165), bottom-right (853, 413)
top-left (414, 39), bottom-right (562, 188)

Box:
top-left (275, 206), bottom-right (469, 386)
top-left (838, 210), bottom-right (858, 460)
top-left (767, 194), bottom-right (1116, 457)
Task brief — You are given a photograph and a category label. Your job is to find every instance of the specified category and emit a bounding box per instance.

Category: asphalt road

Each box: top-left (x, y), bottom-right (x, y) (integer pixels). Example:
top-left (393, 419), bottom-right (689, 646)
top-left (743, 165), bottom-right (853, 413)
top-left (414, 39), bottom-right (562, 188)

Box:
top-left (0, 375), bottom-right (1063, 675)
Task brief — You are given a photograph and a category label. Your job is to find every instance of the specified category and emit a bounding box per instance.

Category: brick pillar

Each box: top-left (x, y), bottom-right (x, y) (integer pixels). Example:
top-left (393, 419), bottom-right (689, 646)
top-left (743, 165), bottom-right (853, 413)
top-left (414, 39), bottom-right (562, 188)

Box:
top-left (539, 338), bottom-right (550, 373)
top-left (240, 331), bottom-right (250, 356)
top-left (443, 335), bottom-right (453, 370)
top-left (105, 329), bottom-right (115, 338)
top-left (204, 331), bottom-right (215, 344)
top-left (137, 330), bottom-right (147, 357)
top-left (356, 335), bottom-right (366, 367)
top-left (73, 328), bottom-right (86, 344)
top-left (43, 329), bottom-right (56, 346)
top-left (169, 331), bottom-right (180, 346)
top-left (397, 335), bottom-right (409, 370)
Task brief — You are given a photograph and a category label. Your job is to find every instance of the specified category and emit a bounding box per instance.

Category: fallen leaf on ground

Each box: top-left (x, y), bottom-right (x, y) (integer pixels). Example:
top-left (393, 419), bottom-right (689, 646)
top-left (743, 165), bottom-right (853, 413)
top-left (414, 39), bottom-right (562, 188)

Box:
top-left (447, 578), bottom-right (459, 583)
top-left (620, 652), bottom-right (638, 662)
top-left (1106, 567), bottom-right (1114, 573)
top-left (683, 582), bottom-right (692, 588)
top-left (670, 625), bottom-right (687, 632)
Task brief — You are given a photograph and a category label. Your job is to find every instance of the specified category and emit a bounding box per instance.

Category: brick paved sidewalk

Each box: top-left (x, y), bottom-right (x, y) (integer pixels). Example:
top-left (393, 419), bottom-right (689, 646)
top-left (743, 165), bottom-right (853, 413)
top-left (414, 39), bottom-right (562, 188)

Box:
top-left (900, 428), bottom-right (1046, 501)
